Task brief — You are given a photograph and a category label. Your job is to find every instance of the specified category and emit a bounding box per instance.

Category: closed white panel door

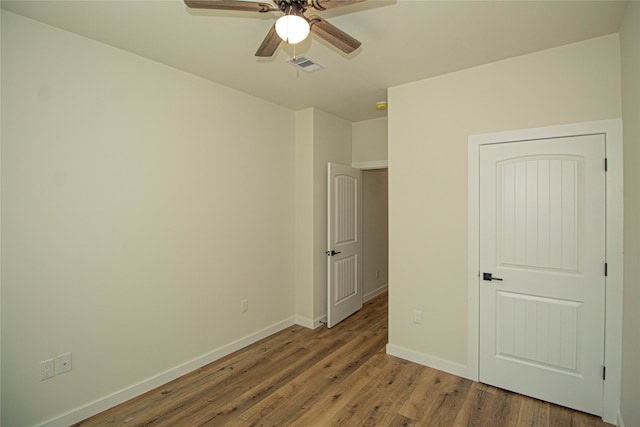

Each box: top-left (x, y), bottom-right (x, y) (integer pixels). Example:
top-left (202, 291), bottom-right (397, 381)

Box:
top-left (327, 163), bottom-right (362, 328)
top-left (479, 134), bottom-right (606, 415)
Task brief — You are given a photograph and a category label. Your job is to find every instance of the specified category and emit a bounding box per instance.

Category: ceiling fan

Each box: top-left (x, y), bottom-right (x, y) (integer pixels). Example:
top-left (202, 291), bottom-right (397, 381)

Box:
top-left (184, 0), bottom-right (365, 57)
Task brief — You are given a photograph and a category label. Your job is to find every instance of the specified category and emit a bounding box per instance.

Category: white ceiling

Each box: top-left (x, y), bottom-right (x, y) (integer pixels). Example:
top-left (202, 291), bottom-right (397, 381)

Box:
top-left (1, 0), bottom-right (630, 122)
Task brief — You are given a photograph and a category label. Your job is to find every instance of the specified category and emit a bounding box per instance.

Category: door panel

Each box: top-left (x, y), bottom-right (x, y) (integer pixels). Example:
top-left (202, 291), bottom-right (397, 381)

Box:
top-left (327, 163), bottom-right (362, 328)
top-left (498, 157), bottom-right (580, 271)
top-left (479, 134), bottom-right (605, 415)
top-left (496, 291), bottom-right (580, 372)
top-left (334, 256), bottom-right (357, 302)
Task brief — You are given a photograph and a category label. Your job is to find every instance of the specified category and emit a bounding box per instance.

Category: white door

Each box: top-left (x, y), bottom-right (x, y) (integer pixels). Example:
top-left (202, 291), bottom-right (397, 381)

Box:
top-left (479, 134), bottom-right (606, 415)
top-left (327, 162), bottom-right (362, 328)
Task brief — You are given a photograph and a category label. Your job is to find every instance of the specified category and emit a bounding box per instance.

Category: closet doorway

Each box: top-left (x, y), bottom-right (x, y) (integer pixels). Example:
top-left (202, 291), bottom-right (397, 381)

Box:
top-left (362, 168), bottom-right (388, 303)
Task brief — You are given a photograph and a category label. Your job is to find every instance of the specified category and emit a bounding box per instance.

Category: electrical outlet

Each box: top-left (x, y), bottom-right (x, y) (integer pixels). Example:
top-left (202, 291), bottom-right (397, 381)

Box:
top-left (241, 299), bottom-right (248, 313)
top-left (413, 309), bottom-right (422, 325)
top-left (39, 359), bottom-right (55, 381)
top-left (56, 353), bottom-right (72, 375)
top-left (376, 271), bottom-right (380, 280)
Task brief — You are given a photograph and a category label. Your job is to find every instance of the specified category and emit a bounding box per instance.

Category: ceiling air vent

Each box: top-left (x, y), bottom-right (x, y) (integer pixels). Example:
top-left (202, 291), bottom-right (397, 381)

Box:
top-left (287, 56), bottom-right (324, 73)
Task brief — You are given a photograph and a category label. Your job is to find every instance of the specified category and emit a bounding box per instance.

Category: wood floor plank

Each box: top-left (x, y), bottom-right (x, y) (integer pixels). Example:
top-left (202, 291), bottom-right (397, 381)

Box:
top-left (77, 293), bottom-right (614, 427)
top-left (397, 365), bottom-right (442, 420)
top-left (358, 357), bottom-right (429, 426)
top-left (454, 383), bottom-right (516, 427)
top-left (149, 354), bottom-right (296, 426)
top-left (387, 413), bottom-right (419, 426)
top-left (200, 338), bottom-right (350, 425)
top-left (317, 354), bottom-right (411, 425)
top-left (287, 361), bottom-right (384, 426)
top-left (517, 396), bottom-right (550, 426)
top-left (239, 331), bottom-right (387, 425)
top-left (454, 384), bottom-right (540, 427)
top-left (417, 374), bottom-right (474, 426)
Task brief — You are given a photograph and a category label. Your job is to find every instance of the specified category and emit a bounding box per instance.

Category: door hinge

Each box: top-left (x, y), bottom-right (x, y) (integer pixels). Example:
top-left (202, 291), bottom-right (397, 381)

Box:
top-left (605, 158), bottom-right (608, 171)
top-left (605, 263), bottom-right (608, 277)
top-left (602, 366), bottom-right (606, 380)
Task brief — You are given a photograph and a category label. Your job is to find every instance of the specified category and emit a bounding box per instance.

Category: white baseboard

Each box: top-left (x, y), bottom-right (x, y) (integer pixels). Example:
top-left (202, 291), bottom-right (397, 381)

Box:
top-left (386, 343), bottom-right (473, 380)
top-left (38, 317), bottom-right (296, 427)
top-left (296, 288), bottom-right (386, 330)
top-left (295, 315), bottom-right (326, 329)
top-left (363, 285), bottom-right (388, 302)
top-left (295, 315), bottom-right (315, 329)
top-left (618, 411), bottom-right (625, 427)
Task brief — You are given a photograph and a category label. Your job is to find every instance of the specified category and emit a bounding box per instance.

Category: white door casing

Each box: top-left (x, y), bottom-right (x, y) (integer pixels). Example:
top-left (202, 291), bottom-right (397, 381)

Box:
top-left (467, 119), bottom-right (623, 424)
top-left (479, 135), bottom-right (606, 415)
top-left (327, 163), bottom-right (363, 328)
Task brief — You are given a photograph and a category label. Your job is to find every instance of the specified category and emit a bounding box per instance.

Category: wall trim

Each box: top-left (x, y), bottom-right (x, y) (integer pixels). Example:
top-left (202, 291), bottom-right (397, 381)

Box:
top-left (618, 411), bottom-right (626, 427)
top-left (294, 315), bottom-right (315, 329)
top-left (299, 286), bottom-right (388, 330)
top-left (363, 285), bottom-right (388, 302)
top-left (352, 160), bottom-right (388, 170)
top-left (467, 119), bottom-right (623, 424)
top-left (301, 288), bottom-right (387, 329)
top-left (386, 344), bottom-right (472, 380)
top-left (38, 317), bottom-right (296, 427)
top-left (295, 315), bottom-right (326, 329)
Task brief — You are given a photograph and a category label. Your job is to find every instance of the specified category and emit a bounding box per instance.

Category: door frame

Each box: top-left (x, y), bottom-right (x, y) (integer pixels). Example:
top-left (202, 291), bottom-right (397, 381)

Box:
top-left (467, 119), bottom-right (623, 424)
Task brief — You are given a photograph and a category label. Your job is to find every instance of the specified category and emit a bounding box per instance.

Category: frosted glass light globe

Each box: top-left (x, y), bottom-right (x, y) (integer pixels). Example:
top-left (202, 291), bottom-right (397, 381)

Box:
top-left (275, 15), bottom-right (310, 44)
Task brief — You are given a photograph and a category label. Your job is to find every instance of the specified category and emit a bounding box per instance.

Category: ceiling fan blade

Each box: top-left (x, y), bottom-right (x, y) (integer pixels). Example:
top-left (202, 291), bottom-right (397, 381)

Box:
top-left (308, 16), bottom-right (361, 54)
top-left (184, 0), bottom-right (276, 13)
top-left (255, 24), bottom-right (282, 57)
top-left (309, 0), bottom-right (366, 11)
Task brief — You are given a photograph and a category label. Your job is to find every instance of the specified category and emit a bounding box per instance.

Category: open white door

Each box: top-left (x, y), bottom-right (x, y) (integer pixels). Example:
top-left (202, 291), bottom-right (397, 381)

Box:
top-left (479, 134), bottom-right (606, 415)
top-left (327, 162), bottom-right (362, 328)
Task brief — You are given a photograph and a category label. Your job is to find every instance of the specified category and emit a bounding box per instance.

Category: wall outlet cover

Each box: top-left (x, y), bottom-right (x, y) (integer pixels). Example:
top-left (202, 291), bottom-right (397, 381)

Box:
top-left (413, 309), bottom-right (423, 325)
top-left (39, 359), bottom-right (55, 381)
top-left (56, 353), bottom-right (72, 374)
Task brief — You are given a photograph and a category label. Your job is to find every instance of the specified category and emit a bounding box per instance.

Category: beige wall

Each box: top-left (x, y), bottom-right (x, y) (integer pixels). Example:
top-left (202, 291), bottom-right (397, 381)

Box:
top-left (294, 108), bottom-right (352, 326)
top-left (1, 12), bottom-right (295, 426)
top-left (353, 118), bottom-right (389, 301)
top-left (620, 2), bottom-right (640, 426)
top-left (362, 169), bottom-right (388, 298)
top-left (352, 117), bottom-right (388, 163)
top-left (312, 110), bottom-right (352, 320)
top-left (388, 35), bottom-right (621, 366)
top-left (0, 9), bottom-right (3, 421)
top-left (294, 109), bottom-right (315, 325)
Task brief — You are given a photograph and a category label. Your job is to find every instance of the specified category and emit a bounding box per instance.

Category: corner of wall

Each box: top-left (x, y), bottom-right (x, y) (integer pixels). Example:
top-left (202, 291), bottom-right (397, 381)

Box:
top-left (0, 10), bottom-right (3, 422)
top-left (620, 2), bottom-right (640, 426)
top-left (311, 109), bottom-right (353, 321)
top-left (352, 117), bottom-right (388, 164)
top-left (294, 109), bottom-right (316, 324)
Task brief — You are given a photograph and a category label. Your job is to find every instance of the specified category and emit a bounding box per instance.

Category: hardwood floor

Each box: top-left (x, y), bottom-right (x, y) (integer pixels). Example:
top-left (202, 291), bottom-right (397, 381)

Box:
top-left (76, 293), bottom-right (613, 426)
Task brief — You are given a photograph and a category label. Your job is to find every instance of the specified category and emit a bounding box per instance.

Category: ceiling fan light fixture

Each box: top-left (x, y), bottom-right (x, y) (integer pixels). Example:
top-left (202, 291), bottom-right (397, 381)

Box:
top-left (185, 0), bottom-right (363, 57)
top-left (275, 13), bottom-right (310, 44)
